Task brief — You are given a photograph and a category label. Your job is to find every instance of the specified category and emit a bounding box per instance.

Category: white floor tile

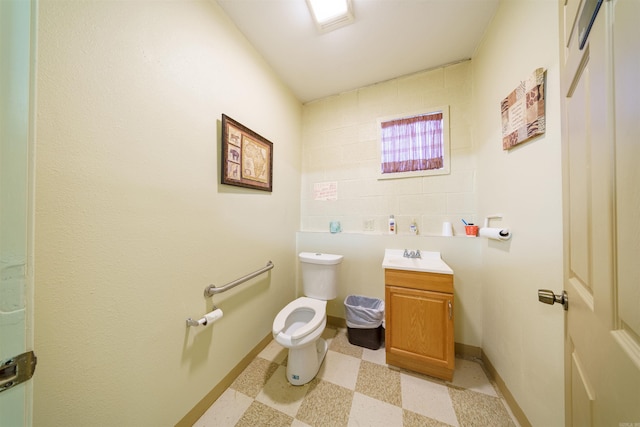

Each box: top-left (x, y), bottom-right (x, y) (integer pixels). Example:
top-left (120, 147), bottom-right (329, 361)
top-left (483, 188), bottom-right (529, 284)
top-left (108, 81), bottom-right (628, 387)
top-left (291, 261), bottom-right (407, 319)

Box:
top-left (256, 365), bottom-right (310, 417)
top-left (199, 335), bottom-right (519, 427)
top-left (362, 346), bottom-right (386, 365)
top-left (257, 339), bottom-right (288, 364)
top-left (348, 392), bottom-right (403, 427)
top-left (401, 372), bottom-right (459, 426)
top-left (449, 358), bottom-right (498, 397)
top-left (193, 388), bottom-right (253, 427)
top-left (317, 349), bottom-right (361, 390)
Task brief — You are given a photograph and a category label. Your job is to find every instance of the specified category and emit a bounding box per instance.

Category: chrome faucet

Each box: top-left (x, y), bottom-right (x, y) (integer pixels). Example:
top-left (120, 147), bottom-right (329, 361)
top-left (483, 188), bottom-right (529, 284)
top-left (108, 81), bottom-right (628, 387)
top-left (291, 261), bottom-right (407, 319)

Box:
top-left (403, 249), bottom-right (421, 258)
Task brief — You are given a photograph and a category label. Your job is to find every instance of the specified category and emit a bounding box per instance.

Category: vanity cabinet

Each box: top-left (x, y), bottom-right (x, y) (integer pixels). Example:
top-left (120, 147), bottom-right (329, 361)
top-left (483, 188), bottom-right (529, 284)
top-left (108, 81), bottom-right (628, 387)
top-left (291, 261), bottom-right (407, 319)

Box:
top-left (384, 268), bottom-right (454, 381)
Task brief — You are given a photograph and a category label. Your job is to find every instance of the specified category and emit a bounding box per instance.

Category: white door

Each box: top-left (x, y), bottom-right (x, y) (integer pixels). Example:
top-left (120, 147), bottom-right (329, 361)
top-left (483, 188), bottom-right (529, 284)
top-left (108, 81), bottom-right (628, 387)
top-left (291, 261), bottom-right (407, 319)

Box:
top-left (0, 0), bottom-right (36, 425)
top-left (557, 0), bottom-right (640, 424)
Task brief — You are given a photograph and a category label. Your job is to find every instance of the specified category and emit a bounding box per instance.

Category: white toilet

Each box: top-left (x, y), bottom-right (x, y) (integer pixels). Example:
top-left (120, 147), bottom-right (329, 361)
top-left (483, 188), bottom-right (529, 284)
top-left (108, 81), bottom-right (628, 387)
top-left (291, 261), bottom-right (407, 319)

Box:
top-left (272, 252), bottom-right (343, 386)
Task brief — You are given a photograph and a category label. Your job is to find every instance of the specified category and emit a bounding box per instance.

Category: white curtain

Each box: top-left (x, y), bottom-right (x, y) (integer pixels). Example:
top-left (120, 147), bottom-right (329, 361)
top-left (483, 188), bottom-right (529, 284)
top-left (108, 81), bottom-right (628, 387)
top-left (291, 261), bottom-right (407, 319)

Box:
top-left (381, 112), bottom-right (443, 174)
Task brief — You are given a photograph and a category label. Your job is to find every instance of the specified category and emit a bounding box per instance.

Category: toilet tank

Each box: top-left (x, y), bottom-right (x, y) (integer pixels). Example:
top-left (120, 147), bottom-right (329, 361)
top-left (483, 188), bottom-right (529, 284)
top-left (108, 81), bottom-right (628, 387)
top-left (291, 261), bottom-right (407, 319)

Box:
top-left (299, 252), bottom-right (343, 300)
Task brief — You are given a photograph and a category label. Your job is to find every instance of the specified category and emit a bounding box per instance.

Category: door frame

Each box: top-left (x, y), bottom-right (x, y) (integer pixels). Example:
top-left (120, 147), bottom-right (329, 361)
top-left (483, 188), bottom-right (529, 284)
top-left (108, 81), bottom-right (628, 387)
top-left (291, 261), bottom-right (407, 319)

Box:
top-left (0, 0), bottom-right (37, 424)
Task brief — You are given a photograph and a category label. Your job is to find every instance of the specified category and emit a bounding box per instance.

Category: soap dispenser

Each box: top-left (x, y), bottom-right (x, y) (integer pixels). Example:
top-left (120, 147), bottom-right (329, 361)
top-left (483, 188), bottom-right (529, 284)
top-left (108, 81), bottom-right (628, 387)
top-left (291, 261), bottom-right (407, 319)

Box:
top-left (388, 215), bottom-right (396, 234)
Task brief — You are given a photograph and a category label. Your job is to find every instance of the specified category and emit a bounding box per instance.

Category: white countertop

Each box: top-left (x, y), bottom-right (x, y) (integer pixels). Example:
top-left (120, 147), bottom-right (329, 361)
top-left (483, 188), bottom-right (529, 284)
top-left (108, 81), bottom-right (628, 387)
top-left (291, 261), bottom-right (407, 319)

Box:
top-left (382, 249), bottom-right (453, 275)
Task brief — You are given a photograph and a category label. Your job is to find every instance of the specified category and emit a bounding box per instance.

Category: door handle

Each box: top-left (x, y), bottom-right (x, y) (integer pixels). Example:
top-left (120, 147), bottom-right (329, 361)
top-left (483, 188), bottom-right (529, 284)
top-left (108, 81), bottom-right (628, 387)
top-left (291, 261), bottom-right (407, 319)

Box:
top-left (538, 289), bottom-right (568, 311)
top-left (0, 351), bottom-right (37, 393)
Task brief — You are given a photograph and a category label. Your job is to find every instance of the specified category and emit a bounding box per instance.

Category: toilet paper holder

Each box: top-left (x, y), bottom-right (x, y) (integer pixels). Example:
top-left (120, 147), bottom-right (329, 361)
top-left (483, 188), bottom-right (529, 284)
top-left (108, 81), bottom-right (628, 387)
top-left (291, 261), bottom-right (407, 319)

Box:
top-left (480, 214), bottom-right (512, 240)
top-left (185, 318), bottom-right (200, 327)
top-left (186, 305), bottom-right (223, 327)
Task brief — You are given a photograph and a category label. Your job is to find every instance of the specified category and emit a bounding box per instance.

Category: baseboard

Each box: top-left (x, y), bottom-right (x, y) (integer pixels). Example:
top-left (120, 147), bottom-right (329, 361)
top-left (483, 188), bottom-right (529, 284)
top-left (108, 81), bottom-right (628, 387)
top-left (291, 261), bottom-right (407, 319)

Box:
top-left (455, 343), bottom-right (530, 427)
top-left (455, 342), bottom-right (482, 359)
top-left (177, 316), bottom-right (344, 425)
top-left (175, 332), bottom-right (273, 427)
top-left (327, 314), bottom-right (346, 328)
top-left (481, 350), bottom-right (532, 427)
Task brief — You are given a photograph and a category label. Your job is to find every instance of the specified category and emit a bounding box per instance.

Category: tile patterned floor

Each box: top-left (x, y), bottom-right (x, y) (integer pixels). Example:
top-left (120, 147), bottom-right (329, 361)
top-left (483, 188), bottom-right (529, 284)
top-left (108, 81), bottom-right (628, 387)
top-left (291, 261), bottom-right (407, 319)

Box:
top-left (194, 327), bottom-right (519, 427)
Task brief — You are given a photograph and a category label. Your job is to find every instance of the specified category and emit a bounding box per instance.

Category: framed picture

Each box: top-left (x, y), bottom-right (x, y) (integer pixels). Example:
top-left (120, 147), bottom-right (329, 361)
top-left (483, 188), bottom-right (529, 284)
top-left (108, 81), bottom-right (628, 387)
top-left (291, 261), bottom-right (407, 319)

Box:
top-left (221, 114), bottom-right (273, 192)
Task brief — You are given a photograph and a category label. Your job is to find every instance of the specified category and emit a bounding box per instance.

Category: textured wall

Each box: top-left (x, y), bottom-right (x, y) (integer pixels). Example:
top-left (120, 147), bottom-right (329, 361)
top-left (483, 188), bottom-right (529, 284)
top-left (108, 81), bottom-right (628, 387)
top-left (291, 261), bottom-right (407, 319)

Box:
top-left (297, 61), bottom-right (483, 350)
top-left (300, 61), bottom-right (476, 237)
top-left (31, 1), bottom-right (566, 425)
top-left (33, 1), bottom-right (301, 425)
top-left (472, 1), bottom-right (565, 426)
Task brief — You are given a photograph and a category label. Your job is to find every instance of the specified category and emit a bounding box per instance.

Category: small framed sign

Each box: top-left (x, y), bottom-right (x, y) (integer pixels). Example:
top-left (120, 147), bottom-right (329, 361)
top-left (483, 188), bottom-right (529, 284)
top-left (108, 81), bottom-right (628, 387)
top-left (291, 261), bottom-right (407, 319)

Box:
top-left (221, 114), bottom-right (273, 192)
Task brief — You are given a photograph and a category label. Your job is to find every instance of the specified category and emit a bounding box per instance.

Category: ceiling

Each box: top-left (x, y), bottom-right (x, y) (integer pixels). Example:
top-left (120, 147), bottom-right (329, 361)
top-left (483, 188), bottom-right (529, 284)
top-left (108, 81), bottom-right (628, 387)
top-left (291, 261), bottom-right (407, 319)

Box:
top-left (215, 0), bottom-right (499, 103)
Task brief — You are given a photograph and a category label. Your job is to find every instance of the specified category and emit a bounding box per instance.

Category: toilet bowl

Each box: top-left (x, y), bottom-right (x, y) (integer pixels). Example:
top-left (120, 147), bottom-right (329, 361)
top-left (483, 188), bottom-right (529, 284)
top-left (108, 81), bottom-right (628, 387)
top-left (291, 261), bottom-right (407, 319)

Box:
top-left (273, 297), bottom-right (328, 385)
top-left (273, 252), bottom-right (343, 385)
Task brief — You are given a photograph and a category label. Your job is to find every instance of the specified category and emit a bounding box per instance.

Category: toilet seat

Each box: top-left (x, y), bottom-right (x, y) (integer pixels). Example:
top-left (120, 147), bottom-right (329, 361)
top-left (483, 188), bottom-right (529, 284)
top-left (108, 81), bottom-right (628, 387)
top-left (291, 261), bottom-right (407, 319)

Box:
top-left (272, 297), bottom-right (326, 345)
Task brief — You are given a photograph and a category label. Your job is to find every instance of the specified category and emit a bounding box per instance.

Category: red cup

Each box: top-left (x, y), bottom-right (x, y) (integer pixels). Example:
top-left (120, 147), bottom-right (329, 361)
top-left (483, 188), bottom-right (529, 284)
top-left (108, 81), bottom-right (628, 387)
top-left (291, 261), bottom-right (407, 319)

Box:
top-left (465, 225), bottom-right (479, 237)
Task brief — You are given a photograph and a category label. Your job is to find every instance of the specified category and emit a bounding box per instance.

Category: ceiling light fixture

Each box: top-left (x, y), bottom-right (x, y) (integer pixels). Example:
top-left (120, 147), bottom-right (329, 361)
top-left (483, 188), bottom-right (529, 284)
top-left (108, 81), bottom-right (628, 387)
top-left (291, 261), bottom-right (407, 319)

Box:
top-left (306, 0), bottom-right (354, 33)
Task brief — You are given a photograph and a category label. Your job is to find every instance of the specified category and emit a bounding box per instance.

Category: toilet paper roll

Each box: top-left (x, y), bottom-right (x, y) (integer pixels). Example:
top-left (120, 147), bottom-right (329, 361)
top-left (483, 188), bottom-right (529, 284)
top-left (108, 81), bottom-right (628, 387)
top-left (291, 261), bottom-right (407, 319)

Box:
top-left (199, 308), bottom-right (224, 326)
top-left (479, 227), bottom-right (511, 241)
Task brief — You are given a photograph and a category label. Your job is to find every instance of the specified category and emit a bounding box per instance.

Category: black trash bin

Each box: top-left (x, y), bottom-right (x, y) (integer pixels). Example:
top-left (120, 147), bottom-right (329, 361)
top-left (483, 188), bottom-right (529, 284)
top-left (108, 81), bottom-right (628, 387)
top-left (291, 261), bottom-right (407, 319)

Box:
top-left (344, 295), bottom-right (385, 350)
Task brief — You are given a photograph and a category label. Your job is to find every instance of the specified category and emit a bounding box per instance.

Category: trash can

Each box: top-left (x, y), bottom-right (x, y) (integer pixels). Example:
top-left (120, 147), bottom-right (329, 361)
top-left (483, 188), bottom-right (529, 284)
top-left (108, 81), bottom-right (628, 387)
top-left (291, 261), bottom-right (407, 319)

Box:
top-left (344, 295), bottom-right (385, 350)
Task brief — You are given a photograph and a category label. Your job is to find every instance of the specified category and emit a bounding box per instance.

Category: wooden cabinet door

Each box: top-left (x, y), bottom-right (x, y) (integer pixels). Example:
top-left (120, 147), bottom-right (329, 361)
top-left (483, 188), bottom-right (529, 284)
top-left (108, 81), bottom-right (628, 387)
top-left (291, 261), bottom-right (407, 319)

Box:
top-left (385, 285), bottom-right (454, 380)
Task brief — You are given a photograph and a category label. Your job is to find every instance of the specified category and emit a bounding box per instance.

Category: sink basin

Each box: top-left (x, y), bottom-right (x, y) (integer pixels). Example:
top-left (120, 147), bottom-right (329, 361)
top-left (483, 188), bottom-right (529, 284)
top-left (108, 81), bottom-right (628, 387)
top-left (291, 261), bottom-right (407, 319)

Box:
top-left (382, 249), bottom-right (453, 274)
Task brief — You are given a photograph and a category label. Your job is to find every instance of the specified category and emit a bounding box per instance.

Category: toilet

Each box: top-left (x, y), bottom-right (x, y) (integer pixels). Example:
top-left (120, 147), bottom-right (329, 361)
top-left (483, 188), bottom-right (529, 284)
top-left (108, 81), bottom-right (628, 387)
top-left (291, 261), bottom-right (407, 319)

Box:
top-left (272, 252), bottom-right (343, 386)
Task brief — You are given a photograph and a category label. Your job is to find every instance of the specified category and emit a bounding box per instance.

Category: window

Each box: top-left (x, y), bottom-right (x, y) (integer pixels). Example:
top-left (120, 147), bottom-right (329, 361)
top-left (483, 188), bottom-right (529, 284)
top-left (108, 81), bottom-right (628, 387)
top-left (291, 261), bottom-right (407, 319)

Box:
top-left (377, 106), bottom-right (450, 179)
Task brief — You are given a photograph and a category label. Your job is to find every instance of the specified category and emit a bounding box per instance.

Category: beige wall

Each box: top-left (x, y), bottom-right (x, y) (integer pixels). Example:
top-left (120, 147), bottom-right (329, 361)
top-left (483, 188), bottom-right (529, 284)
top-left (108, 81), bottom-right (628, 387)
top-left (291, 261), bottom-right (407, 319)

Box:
top-left (473, 1), bottom-right (565, 426)
top-left (32, 0), bottom-right (566, 425)
top-left (298, 61), bottom-right (484, 348)
top-left (33, 1), bottom-right (301, 425)
top-left (300, 2), bottom-right (566, 425)
top-left (301, 61), bottom-right (476, 237)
